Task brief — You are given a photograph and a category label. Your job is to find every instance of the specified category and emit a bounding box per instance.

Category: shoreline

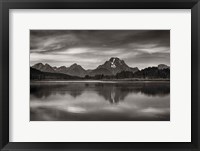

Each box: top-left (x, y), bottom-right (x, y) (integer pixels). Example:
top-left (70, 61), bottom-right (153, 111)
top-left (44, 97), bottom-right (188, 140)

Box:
top-left (30, 78), bottom-right (170, 82)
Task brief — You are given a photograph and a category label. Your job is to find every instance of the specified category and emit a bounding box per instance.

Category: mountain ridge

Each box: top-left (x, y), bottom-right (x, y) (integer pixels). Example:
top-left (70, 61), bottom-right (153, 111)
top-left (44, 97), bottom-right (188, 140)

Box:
top-left (31, 57), bottom-right (169, 78)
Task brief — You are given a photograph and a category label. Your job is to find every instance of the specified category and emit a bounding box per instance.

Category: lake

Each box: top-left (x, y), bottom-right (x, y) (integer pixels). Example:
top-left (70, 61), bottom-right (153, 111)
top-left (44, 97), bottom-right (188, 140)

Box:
top-left (30, 81), bottom-right (170, 121)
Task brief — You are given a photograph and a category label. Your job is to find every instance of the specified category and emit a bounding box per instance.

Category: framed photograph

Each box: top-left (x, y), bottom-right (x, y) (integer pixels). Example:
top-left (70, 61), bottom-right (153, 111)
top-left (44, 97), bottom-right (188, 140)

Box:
top-left (0, 0), bottom-right (200, 150)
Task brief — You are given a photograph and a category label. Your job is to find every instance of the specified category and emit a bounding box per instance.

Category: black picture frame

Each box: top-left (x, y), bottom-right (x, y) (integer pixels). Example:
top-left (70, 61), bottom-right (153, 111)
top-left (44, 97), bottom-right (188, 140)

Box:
top-left (0, 0), bottom-right (200, 150)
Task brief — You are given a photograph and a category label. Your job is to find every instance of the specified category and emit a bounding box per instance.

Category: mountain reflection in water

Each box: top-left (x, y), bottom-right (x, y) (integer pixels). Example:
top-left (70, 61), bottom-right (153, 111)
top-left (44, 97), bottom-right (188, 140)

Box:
top-left (30, 81), bottom-right (170, 121)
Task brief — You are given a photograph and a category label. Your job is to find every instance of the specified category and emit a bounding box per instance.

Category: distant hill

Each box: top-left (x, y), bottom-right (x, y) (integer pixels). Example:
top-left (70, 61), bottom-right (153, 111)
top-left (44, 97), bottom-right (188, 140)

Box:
top-left (158, 64), bottom-right (170, 70)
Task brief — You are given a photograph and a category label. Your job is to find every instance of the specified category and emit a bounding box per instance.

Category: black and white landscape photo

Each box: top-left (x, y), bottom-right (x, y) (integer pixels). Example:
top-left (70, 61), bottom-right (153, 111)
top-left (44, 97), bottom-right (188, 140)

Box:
top-left (30, 30), bottom-right (170, 121)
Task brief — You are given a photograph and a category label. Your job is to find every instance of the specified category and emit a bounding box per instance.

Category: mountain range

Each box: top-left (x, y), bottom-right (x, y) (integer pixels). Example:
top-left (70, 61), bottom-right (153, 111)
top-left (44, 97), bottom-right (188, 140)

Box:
top-left (31, 57), bottom-right (170, 80)
top-left (32, 57), bottom-right (140, 77)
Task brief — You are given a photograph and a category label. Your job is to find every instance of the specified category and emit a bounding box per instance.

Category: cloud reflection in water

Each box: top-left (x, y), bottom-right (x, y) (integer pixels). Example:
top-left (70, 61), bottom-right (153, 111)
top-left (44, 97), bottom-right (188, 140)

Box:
top-left (30, 81), bottom-right (170, 121)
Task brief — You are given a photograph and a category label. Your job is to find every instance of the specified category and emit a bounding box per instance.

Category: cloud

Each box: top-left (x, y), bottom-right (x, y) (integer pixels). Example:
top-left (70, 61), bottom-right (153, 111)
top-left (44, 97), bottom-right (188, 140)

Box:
top-left (30, 30), bottom-right (170, 69)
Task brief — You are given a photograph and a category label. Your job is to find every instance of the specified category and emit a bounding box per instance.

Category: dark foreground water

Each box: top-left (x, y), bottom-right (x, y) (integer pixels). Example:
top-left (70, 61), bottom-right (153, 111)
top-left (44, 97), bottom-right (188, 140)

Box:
top-left (30, 81), bottom-right (170, 121)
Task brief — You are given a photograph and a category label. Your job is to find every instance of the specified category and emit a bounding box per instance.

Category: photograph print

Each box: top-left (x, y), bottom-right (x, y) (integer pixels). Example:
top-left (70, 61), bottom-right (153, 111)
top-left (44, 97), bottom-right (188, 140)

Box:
top-left (30, 30), bottom-right (170, 121)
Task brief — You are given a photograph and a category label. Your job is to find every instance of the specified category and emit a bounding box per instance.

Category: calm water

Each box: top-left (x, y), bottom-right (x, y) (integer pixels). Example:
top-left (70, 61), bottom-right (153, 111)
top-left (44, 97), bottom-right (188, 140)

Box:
top-left (30, 81), bottom-right (170, 121)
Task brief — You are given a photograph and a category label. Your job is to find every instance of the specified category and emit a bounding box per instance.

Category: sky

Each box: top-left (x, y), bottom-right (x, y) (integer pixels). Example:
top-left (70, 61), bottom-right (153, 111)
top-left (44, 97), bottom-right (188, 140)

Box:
top-left (30, 30), bottom-right (170, 70)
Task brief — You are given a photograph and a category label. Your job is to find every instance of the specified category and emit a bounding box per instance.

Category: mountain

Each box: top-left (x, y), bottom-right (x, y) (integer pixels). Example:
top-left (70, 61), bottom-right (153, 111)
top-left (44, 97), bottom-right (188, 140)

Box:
top-left (53, 66), bottom-right (58, 71)
top-left (158, 64), bottom-right (170, 70)
top-left (66, 63), bottom-right (87, 77)
top-left (89, 57), bottom-right (139, 76)
top-left (32, 63), bottom-right (55, 73)
top-left (56, 66), bottom-right (69, 73)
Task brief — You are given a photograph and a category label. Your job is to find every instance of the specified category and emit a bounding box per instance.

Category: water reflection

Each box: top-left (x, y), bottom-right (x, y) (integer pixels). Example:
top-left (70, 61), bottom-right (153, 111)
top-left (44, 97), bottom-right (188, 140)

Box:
top-left (30, 81), bottom-right (170, 121)
top-left (30, 81), bottom-right (169, 104)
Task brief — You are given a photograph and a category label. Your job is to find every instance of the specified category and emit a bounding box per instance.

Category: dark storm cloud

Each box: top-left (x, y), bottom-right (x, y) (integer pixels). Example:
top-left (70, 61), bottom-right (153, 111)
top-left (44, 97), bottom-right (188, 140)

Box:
top-left (30, 30), bottom-right (170, 69)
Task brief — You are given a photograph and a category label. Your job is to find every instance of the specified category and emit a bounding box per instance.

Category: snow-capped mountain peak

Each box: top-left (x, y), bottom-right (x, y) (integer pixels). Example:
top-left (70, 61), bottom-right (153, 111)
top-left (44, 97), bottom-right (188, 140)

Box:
top-left (94, 57), bottom-right (139, 75)
top-left (111, 58), bottom-right (116, 68)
